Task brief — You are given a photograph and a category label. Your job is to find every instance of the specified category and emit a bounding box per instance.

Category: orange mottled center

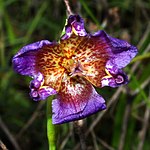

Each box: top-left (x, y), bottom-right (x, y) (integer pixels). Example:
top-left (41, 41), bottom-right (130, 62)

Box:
top-left (36, 34), bottom-right (110, 92)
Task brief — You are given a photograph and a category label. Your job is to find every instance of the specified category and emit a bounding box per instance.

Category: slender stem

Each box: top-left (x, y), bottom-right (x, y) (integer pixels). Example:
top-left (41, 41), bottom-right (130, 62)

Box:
top-left (130, 52), bottom-right (150, 64)
top-left (0, 117), bottom-right (21, 150)
top-left (74, 120), bottom-right (86, 150)
top-left (0, 140), bottom-right (8, 150)
top-left (0, 0), bottom-right (5, 67)
top-left (118, 98), bottom-right (132, 150)
top-left (47, 96), bottom-right (57, 150)
top-left (137, 101), bottom-right (150, 150)
top-left (64, 0), bottom-right (73, 15)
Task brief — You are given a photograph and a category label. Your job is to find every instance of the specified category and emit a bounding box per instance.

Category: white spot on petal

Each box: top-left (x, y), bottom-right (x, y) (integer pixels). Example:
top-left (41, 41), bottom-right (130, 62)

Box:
top-left (101, 79), bottom-right (109, 87)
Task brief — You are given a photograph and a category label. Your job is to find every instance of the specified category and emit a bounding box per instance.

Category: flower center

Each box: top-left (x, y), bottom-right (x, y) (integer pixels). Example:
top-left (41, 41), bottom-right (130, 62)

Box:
top-left (61, 57), bottom-right (83, 77)
top-left (61, 58), bottom-right (74, 72)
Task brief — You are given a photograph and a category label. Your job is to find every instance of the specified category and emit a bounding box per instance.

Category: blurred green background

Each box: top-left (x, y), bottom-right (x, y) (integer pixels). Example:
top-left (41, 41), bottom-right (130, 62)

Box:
top-left (0, 0), bottom-right (150, 150)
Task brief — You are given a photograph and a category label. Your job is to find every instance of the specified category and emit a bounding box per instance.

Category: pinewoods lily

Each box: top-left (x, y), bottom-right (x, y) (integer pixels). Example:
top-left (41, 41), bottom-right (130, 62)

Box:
top-left (12, 15), bottom-right (138, 124)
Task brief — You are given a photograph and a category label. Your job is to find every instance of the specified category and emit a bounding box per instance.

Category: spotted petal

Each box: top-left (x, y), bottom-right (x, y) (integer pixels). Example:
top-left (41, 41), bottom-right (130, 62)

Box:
top-left (52, 75), bottom-right (106, 124)
top-left (72, 30), bottom-right (137, 88)
top-left (74, 33), bottom-right (110, 87)
top-left (92, 30), bottom-right (138, 69)
top-left (12, 40), bottom-right (53, 76)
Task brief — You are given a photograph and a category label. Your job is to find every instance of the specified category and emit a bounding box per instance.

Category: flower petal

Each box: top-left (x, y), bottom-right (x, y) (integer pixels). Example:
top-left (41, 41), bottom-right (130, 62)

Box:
top-left (52, 76), bottom-right (106, 124)
top-left (12, 40), bottom-right (53, 76)
top-left (101, 69), bottom-right (128, 87)
top-left (30, 87), bottom-right (57, 101)
top-left (61, 15), bottom-right (87, 40)
top-left (29, 72), bottom-right (57, 101)
top-left (35, 43), bottom-right (65, 91)
top-left (73, 30), bottom-right (137, 87)
top-left (93, 30), bottom-right (138, 68)
top-left (74, 33), bottom-right (110, 87)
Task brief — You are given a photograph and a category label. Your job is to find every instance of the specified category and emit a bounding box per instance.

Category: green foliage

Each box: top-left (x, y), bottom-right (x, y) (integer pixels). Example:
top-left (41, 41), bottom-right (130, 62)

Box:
top-left (0, 0), bottom-right (150, 150)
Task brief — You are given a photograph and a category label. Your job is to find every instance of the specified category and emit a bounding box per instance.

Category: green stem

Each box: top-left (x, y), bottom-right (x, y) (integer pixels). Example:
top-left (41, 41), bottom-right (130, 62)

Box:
top-left (0, 0), bottom-right (5, 67)
top-left (47, 96), bottom-right (57, 150)
top-left (130, 52), bottom-right (150, 64)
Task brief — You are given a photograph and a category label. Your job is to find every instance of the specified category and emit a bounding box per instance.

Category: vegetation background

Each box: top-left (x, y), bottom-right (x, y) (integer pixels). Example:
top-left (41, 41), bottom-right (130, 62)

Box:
top-left (0, 0), bottom-right (150, 150)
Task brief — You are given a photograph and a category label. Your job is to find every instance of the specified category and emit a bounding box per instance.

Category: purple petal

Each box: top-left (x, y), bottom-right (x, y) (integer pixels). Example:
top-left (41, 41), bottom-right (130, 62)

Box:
top-left (61, 15), bottom-right (87, 40)
top-left (107, 40), bottom-right (137, 69)
top-left (30, 72), bottom-right (44, 89)
top-left (30, 87), bottom-right (57, 101)
top-left (52, 86), bottom-right (106, 124)
top-left (12, 40), bottom-right (53, 76)
top-left (29, 72), bottom-right (57, 101)
top-left (93, 30), bottom-right (138, 69)
top-left (101, 69), bottom-right (128, 87)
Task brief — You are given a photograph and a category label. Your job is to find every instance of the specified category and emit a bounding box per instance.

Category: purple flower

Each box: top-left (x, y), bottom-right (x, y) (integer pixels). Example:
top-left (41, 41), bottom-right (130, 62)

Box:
top-left (12, 15), bottom-right (138, 124)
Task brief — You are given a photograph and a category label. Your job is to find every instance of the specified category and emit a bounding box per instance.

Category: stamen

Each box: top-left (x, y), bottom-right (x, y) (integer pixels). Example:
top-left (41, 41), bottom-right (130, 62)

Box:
top-left (69, 61), bottom-right (83, 77)
top-left (64, 0), bottom-right (73, 16)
